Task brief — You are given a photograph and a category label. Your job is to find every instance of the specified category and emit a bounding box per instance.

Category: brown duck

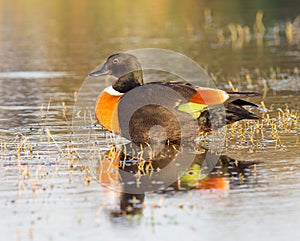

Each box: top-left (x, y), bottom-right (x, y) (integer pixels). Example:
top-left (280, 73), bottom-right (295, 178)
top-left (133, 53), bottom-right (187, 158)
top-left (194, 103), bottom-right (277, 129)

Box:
top-left (89, 53), bottom-right (260, 145)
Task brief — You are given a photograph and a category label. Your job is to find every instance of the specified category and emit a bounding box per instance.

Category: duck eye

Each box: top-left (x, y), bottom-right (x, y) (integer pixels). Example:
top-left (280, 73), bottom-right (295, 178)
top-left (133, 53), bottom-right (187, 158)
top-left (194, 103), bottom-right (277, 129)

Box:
top-left (112, 58), bottom-right (119, 64)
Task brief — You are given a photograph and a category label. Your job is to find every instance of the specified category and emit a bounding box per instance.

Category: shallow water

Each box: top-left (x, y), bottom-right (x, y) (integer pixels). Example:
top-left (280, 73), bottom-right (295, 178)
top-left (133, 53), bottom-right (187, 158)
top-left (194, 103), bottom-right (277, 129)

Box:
top-left (1, 0), bottom-right (300, 240)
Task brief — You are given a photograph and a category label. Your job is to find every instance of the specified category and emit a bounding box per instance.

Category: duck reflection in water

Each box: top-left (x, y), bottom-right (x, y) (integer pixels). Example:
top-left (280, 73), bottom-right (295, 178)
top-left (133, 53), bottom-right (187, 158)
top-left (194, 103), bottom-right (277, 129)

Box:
top-left (97, 142), bottom-right (255, 217)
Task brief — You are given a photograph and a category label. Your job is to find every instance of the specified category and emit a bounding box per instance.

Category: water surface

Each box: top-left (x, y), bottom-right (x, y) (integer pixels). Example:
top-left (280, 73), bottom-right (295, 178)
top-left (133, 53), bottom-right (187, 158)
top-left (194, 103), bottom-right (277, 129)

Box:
top-left (0, 0), bottom-right (300, 240)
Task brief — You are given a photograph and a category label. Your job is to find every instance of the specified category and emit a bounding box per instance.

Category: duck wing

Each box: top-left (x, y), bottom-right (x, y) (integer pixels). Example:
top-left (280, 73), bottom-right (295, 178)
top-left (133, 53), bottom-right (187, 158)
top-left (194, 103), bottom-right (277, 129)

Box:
top-left (154, 81), bottom-right (261, 131)
top-left (153, 81), bottom-right (230, 105)
top-left (152, 82), bottom-right (229, 119)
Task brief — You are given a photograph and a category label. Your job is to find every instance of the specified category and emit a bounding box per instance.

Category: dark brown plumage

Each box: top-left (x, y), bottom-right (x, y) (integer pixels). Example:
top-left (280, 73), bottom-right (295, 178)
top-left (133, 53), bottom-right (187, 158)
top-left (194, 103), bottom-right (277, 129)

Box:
top-left (89, 53), bottom-right (260, 145)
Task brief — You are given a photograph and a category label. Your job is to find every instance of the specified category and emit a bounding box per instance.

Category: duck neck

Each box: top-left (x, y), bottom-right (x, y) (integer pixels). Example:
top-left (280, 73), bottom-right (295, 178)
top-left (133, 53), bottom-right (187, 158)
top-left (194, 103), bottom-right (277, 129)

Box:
top-left (112, 70), bottom-right (143, 93)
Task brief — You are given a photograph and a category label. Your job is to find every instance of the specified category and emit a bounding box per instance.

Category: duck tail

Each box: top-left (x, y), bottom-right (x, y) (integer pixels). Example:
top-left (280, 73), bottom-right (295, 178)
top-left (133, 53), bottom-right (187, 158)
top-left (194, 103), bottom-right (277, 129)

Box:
top-left (198, 92), bottom-right (261, 131)
top-left (224, 91), bottom-right (261, 124)
top-left (224, 102), bottom-right (261, 125)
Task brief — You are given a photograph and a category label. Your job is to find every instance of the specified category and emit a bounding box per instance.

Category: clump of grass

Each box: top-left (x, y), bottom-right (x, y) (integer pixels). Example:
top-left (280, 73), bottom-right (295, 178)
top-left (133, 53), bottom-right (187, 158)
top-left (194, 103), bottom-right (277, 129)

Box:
top-left (0, 98), bottom-right (91, 195)
top-left (286, 15), bottom-right (300, 44)
top-left (215, 67), bottom-right (300, 93)
top-left (224, 103), bottom-right (299, 153)
top-left (203, 9), bottom-right (300, 49)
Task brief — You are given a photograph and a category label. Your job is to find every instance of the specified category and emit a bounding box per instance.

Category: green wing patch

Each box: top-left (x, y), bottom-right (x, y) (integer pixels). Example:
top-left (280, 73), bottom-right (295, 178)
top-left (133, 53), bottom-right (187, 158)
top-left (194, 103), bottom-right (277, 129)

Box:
top-left (177, 102), bottom-right (207, 119)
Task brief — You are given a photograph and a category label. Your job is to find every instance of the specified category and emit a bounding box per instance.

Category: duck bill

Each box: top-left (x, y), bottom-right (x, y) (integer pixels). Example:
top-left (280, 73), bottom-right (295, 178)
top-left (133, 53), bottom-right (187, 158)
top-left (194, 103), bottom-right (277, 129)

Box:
top-left (89, 63), bottom-right (111, 76)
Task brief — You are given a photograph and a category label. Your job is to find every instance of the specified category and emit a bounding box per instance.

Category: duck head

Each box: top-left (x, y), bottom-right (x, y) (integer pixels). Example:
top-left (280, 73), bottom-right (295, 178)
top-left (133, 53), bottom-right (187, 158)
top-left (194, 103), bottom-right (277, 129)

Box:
top-left (89, 53), bottom-right (144, 93)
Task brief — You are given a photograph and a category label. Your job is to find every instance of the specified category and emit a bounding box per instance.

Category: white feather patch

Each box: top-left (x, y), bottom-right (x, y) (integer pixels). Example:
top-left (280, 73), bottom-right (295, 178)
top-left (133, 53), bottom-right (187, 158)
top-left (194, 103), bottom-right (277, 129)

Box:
top-left (104, 86), bottom-right (124, 96)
